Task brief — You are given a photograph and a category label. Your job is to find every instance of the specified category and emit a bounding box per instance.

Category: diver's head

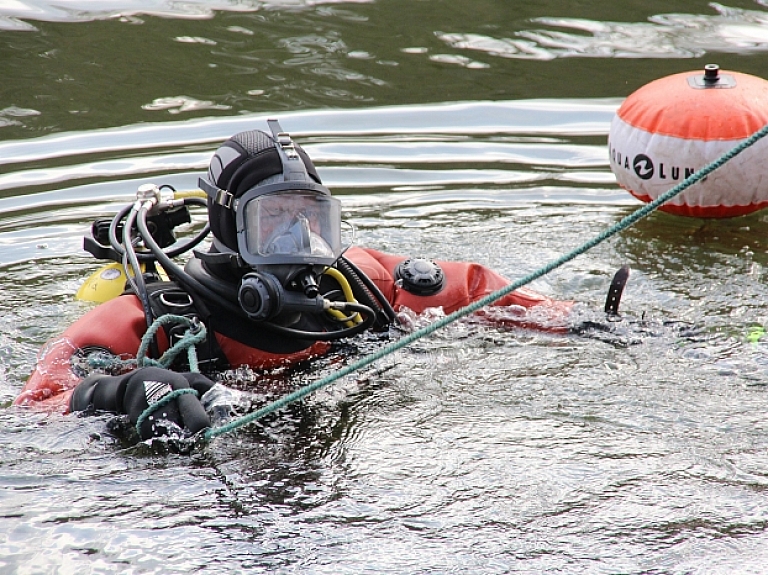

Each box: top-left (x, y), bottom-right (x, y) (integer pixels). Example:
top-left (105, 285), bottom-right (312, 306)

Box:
top-left (198, 120), bottom-right (343, 321)
top-left (202, 121), bottom-right (341, 265)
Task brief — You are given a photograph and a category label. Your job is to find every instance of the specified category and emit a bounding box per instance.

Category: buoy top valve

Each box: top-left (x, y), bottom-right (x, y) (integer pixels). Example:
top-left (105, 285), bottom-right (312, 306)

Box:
top-left (704, 64), bottom-right (720, 83)
top-left (688, 63), bottom-right (735, 89)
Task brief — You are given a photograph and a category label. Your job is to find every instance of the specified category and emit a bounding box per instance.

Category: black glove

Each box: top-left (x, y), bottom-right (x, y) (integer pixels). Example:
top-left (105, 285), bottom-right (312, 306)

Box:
top-left (70, 367), bottom-right (214, 440)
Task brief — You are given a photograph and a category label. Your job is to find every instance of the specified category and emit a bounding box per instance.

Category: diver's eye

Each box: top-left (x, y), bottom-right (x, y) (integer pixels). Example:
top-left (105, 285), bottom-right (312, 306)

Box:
top-left (262, 206), bottom-right (286, 218)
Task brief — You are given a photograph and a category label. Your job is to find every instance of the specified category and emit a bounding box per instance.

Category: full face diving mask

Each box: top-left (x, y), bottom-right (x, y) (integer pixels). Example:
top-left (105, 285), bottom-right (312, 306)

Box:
top-left (199, 120), bottom-right (343, 321)
top-left (199, 119), bottom-right (342, 269)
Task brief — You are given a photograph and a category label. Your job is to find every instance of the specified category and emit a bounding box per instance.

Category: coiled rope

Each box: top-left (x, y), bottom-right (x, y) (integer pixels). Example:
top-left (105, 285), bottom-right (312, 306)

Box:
top-left (84, 313), bottom-right (207, 374)
top-left (137, 124), bottom-right (768, 442)
top-left (135, 314), bottom-right (206, 372)
top-left (131, 314), bottom-right (207, 436)
top-left (86, 313), bottom-right (207, 438)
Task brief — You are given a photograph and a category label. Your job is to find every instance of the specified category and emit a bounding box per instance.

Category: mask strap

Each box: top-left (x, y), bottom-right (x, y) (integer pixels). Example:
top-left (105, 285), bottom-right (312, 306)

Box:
top-left (267, 119), bottom-right (311, 184)
top-left (198, 176), bottom-right (233, 209)
top-left (200, 120), bottom-right (316, 210)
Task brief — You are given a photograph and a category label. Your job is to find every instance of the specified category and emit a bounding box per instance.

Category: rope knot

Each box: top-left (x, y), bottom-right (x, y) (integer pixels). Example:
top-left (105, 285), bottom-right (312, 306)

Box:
top-left (136, 314), bottom-right (207, 372)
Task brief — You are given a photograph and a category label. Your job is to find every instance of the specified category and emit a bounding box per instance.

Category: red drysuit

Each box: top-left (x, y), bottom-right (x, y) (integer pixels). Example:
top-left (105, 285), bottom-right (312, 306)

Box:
top-left (15, 247), bottom-right (573, 413)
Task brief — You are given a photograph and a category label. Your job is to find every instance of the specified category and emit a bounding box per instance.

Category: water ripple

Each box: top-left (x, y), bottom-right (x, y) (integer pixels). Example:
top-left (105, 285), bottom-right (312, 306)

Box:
top-left (437, 3), bottom-right (768, 60)
top-left (0, 0), bottom-right (374, 31)
top-left (4, 98), bottom-right (768, 573)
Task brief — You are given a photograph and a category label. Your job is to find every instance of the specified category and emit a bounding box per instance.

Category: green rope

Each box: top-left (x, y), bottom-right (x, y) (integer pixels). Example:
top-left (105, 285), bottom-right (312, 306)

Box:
top-left (203, 123), bottom-right (768, 442)
top-left (136, 314), bottom-right (206, 372)
top-left (132, 314), bottom-right (207, 437)
top-left (81, 314), bottom-right (206, 374)
top-left (135, 387), bottom-right (200, 437)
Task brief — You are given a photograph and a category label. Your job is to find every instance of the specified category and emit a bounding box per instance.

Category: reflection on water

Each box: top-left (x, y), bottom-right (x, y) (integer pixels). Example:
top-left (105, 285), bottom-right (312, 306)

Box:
top-left (0, 0), bottom-right (372, 31)
top-left (0, 99), bottom-right (624, 270)
top-left (4, 2), bottom-right (768, 138)
top-left (3, 0), bottom-right (768, 573)
top-left (439, 4), bottom-right (768, 60)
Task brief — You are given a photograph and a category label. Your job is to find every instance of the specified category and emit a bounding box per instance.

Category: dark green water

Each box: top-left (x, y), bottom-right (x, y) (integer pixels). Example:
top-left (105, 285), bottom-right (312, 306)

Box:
top-left (3, 1), bottom-right (768, 573)
top-left (4, 0), bottom-right (768, 138)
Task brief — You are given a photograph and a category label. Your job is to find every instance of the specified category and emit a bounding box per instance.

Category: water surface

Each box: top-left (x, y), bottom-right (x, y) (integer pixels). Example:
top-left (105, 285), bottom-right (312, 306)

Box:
top-left (3, 1), bottom-right (768, 573)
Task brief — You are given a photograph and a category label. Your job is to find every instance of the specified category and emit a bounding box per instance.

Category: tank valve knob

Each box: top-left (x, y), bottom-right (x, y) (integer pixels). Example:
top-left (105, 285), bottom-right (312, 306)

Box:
top-left (687, 63), bottom-right (734, 89)
top-left (137, 183), bottom-right (161, 201)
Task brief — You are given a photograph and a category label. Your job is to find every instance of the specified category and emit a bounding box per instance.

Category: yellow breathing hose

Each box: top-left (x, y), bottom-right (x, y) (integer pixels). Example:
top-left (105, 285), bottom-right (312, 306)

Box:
top-left (172, 189), bottom-right (207, 200)
top-left (322, 267), bottom-right (362, 326)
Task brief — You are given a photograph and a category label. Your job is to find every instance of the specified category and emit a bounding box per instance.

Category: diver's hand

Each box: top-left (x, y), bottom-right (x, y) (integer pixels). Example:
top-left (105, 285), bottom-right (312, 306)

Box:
top-left (71, 367), bottom-right (214, 440)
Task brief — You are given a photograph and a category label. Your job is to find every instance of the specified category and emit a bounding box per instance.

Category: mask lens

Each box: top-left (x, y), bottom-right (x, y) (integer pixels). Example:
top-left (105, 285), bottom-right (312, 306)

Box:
top-left (243, 192), bottom-right (341, 263)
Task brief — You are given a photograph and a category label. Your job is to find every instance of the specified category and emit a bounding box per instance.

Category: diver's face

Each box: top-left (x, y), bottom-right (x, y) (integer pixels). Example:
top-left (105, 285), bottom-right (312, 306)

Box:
top-left (258, 194), bottom-right (323, 251)
top-left (243, 192), bottom-right (340, 261)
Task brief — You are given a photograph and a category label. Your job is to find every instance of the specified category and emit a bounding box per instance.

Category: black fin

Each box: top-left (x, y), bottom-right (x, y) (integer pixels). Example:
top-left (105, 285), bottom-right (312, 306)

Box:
top-left (604, 265), bottom-right (630, 317)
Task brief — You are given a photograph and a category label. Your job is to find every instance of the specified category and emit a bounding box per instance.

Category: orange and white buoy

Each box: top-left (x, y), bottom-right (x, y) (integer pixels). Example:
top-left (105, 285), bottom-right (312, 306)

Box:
top-left (609, 65), bottom-right (768, 218)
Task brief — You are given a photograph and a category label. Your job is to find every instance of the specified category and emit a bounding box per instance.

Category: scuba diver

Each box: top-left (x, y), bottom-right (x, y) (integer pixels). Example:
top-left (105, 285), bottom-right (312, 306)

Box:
top-left (14, 120), bottom-right (626, 441)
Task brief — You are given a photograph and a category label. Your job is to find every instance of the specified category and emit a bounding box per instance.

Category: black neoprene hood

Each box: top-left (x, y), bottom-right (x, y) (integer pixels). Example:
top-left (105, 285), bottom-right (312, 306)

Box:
top-left (205, 129), bottom-right (323, 253)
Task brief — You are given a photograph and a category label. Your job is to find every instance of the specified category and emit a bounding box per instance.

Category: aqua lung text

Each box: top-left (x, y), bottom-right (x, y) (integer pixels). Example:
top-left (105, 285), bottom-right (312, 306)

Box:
top-left (609, 145), bottom-right (696, 182)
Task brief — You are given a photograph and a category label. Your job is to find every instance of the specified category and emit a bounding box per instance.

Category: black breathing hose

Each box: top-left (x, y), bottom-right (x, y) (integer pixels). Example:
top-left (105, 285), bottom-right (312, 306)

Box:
top-left (108, 203), bottom-right (133, 258)
top-left (122, 204), bottom-right (154, 331)
top-left (337, 256), bottom-right (397, 326)
top-left (136, 205), bottom-right (246, 317)
top-left (107, 197), bottom-right (210, 261)
top-left (135, 203), bottom-right (376, 342)
top-left (251, 301), bottom-right (376, 341)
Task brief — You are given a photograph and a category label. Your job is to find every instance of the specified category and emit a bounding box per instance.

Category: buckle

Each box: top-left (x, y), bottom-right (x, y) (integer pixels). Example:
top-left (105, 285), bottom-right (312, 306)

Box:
top-left (268, 118), bottom-right (299, 159)
top-left (198, 177), bottom-right (234, 209)
top-left (215, 188), bottom-right (234, 209)
top-left (277, 134), bottom-right (299, 159)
